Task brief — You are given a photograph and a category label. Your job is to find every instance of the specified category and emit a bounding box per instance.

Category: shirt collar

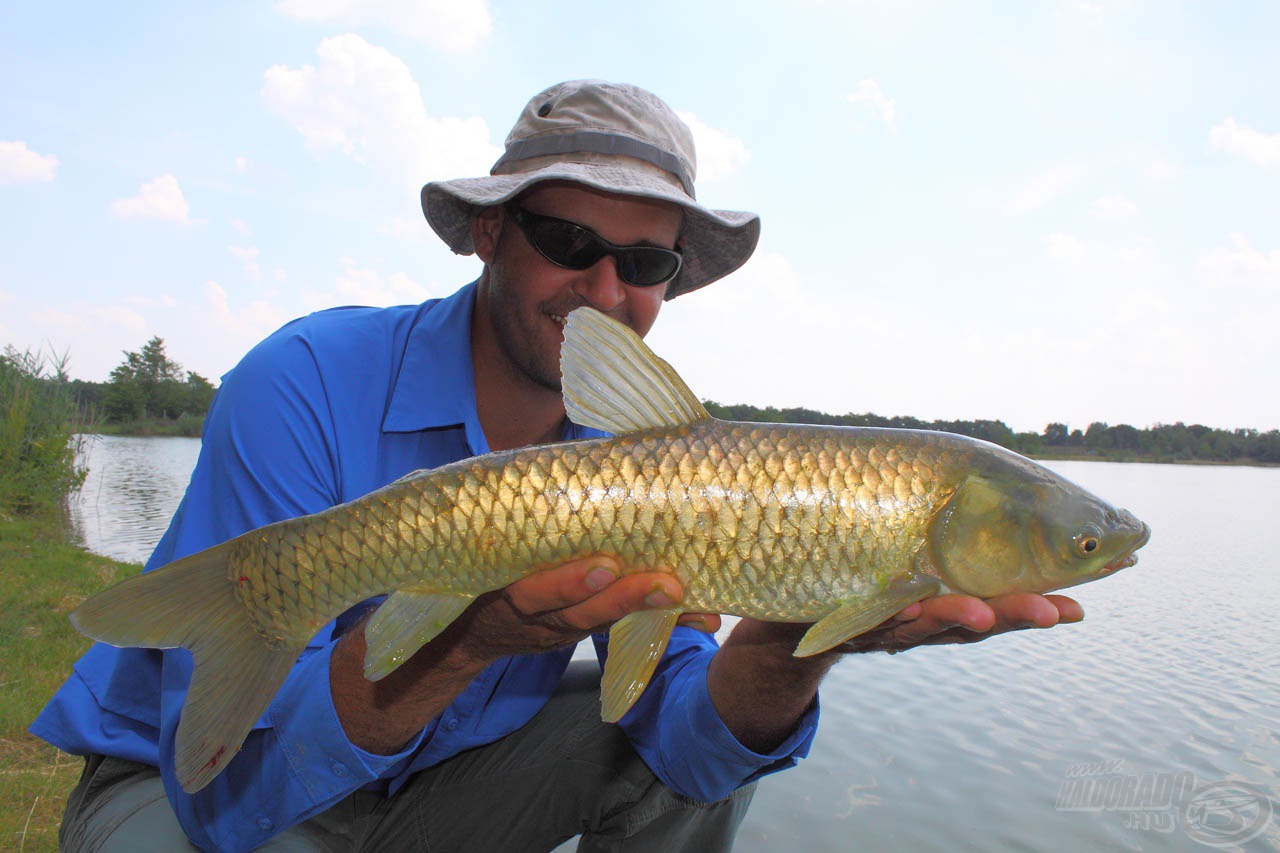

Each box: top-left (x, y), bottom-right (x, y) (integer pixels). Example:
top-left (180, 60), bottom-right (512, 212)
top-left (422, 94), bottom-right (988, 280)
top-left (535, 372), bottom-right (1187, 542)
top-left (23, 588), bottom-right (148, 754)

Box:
top-left (383, 280), bottom-right (485, 446)
top-left (382, 280), bottom-right (610, 450)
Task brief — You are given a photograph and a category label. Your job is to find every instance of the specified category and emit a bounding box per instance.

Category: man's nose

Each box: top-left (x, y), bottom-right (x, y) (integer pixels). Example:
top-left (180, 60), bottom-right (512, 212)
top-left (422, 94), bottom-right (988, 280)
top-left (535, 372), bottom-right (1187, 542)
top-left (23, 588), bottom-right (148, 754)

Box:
top-left (573, 256), bottom-right (627, 311)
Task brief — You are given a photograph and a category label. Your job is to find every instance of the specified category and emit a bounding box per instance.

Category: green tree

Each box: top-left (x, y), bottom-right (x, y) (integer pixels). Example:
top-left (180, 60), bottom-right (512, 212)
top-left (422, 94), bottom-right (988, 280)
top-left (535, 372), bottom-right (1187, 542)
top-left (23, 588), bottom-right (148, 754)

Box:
top-left (102, 338), bottom-right (216, 423)
top-left (181, 371), bottom-right (216, 415)
top-left (1043, 423), bottom-right (1068, 446)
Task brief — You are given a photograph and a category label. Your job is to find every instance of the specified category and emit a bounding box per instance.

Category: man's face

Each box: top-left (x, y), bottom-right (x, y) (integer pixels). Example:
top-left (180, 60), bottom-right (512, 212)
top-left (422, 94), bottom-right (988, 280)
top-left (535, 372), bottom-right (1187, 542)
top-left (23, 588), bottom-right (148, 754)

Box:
top-left (475, 183), bottom-right (682, 392)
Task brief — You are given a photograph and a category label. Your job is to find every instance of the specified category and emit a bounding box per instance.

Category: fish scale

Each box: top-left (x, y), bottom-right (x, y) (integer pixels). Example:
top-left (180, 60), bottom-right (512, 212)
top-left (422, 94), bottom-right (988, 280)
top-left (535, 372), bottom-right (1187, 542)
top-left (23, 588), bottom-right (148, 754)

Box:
top-left (225, 422), bottom-right (973, 645)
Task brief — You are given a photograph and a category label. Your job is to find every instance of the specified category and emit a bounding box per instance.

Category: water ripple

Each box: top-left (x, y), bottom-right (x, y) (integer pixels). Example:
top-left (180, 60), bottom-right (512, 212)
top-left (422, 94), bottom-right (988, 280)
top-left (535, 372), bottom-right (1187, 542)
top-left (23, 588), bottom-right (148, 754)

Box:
top-left (68, 434), bottom-right (202, 565)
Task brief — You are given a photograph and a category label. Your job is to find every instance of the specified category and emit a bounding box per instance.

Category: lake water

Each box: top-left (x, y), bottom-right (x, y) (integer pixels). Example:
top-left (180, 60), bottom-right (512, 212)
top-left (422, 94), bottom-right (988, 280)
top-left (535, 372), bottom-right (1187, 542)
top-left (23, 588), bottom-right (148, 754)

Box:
top-left (70, 436), bottom-right (1279, 850)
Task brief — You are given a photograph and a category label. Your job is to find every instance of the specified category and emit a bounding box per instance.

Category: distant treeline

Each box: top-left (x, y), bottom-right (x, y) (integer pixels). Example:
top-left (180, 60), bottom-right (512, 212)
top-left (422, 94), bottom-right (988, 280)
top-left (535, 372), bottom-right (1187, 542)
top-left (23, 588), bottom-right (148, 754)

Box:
top-left (12, 336), bottom-right (1278, 464)
top-left (67, 337), bottom-right (214, 436)
top-left (702, 402), bottom-right (1280, 466)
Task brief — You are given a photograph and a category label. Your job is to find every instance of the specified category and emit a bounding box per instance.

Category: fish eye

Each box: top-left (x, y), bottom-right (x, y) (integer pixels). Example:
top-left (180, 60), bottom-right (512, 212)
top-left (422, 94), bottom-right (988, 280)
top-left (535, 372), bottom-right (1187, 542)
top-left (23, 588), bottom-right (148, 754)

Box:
top-left (1073, 524), bottom-right (1103, 558)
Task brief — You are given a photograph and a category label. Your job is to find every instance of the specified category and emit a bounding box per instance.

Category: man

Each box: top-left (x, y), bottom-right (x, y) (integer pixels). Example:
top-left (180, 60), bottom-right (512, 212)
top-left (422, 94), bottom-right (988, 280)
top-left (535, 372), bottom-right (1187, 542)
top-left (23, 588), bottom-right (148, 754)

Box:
top-left (36, 80), bottom-right (1081, 851)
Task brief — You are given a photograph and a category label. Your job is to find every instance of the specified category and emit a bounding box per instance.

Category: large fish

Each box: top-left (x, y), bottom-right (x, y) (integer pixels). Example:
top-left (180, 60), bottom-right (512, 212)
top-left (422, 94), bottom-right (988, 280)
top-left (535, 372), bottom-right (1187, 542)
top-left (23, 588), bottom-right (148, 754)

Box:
top-left (72, 307), bottom-right (1150, 792)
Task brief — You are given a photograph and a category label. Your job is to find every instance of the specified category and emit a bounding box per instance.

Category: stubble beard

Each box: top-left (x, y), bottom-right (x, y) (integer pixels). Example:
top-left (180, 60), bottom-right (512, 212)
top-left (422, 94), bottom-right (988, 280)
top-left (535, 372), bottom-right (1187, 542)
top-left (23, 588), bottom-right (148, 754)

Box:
top-left (486, 255), bottom-right (566, 394)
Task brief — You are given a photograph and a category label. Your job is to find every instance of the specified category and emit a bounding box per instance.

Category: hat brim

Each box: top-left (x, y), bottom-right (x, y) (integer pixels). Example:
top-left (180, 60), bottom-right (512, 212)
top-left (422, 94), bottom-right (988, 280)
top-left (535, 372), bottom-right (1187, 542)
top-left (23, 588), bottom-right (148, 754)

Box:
top-left (421, 162), bottom-right (759, 299)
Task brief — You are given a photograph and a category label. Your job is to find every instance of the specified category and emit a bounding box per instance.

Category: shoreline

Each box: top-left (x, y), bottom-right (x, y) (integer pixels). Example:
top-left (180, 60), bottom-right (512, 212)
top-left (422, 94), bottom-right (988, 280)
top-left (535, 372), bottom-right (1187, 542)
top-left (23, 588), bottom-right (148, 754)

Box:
top-left (79, 432), bottom-right (1280, 470)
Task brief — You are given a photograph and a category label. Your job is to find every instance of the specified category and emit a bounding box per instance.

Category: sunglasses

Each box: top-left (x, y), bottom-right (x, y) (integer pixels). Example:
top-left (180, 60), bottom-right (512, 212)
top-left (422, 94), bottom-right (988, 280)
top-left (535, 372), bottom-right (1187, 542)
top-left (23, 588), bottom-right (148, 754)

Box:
top-left (504, 205), bottom-right (682, 287)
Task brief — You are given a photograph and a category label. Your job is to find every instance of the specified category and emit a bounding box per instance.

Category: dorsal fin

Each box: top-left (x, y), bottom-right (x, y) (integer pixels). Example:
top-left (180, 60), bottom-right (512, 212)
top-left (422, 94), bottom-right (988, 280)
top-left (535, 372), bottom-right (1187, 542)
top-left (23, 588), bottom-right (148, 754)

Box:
top-left (561, 307), bottom-right (709, 434)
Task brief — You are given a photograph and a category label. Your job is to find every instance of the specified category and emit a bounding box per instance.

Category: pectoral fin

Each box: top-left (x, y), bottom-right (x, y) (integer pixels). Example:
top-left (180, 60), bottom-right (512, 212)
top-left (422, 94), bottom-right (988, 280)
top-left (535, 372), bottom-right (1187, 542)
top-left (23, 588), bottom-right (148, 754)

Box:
top-left (601, 609), bottom-right (680, 723)
top-left (363, 589), bottom-right (475, 681)
top-left (794, 574), bottom-right (939, 657)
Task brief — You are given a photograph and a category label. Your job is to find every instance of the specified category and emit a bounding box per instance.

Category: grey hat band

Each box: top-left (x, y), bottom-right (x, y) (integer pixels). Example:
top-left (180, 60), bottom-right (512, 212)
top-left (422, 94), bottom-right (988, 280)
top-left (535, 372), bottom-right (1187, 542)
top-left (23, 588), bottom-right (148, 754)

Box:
top-left (493, 130), bottom-right (696, 198)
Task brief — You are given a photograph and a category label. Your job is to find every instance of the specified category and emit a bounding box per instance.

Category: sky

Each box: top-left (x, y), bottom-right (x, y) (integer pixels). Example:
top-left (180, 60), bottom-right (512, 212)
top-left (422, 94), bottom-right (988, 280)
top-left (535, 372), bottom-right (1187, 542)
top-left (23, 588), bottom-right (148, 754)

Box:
top-left (2, 1), bottom-right (1278, 433)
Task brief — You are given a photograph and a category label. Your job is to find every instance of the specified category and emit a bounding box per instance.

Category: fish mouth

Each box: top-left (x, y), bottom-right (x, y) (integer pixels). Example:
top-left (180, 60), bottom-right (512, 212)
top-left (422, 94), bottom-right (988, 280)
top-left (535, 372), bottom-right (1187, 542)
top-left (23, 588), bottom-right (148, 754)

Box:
top-left (1100, 521), bottom-right (1151, 574)
top-left (1101, 552), bottom-right (1139, 574)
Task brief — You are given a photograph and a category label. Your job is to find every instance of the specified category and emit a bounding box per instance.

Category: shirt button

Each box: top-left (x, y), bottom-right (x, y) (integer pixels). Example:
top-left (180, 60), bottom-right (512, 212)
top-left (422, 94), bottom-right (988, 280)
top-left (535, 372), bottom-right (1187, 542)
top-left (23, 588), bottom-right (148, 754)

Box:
top-left (445, 717), bottom-right (459, 731)
top-left (258, 818), bottom-right (273, 832)
top-left (330, 760), bottom-right (348, 777)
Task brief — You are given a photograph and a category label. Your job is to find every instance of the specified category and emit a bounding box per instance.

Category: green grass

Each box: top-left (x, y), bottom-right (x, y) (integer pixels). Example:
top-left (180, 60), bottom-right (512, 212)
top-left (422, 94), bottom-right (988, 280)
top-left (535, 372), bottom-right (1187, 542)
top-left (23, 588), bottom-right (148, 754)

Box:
top-left (0, 512), bottom-right (139, 852)
top-left (93, 414), bottom-right (204, 437)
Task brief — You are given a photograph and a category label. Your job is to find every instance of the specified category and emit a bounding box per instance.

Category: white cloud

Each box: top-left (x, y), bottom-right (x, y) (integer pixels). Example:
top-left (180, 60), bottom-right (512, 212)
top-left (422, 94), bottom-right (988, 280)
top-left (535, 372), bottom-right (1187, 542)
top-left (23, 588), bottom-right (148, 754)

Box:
top-left (228, 245), bottom-right (263, 281)
top-left (0, 140), bottom-right (59, 185)
top-left (676, 111), bottom-right (751, 183)
top-left (1199, 233), bottom-right (1280, 292)
top-left (1001, 163), bottom-right (1087, 216)
top-left (18, 303), bottom-right (150, 381)
top-left (123, 293), bottom-right (178, 309)
top-left (1090, 194), bottom-right (1137, 218)
top-left (231, 218), bottom-right (252, 238)
top-left (204, 281), bottom-right (288, 337)
top-left (275, 0), bottom-right (492, 53)
top-left (386, 215), bottom-right (431, 244)
top-left (234, 156), bottom-right (251, 173)
top-left (110, 174), bottom-right (192, 224)
top-left (1055, 1), bottom-right (1104, 21)
top-left (34, 303), bottom-right (148, 335)
top-left (0, 288), bottom-right (15, 306)
top-left (1041, 233), bottom-right (1171, 321)
top-left (845, 79), bottom-right (899, 132)
top-left (1209, 118), bottom-right (1280, 168)
top-left (261, 35), bottom-right (499, 182)
top-left (303, 257), bottom-right (439, 310)
top-left (649, 232), bottom-right (1278, 432)
top-left (1147, 157), bottom-right (1182, 183)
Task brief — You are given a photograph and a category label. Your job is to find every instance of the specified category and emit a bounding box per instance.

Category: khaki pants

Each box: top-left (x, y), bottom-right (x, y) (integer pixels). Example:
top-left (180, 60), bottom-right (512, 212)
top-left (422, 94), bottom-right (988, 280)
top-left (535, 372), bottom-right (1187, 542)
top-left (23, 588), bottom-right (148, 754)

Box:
top-left (59, 663), bottom-right (756, 852)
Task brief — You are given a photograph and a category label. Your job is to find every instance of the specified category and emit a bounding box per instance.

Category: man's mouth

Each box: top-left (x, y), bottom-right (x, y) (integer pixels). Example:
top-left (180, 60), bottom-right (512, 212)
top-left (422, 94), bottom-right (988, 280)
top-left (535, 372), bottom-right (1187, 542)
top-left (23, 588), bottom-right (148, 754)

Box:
top-left (548, 313), bottom-right (567, 327)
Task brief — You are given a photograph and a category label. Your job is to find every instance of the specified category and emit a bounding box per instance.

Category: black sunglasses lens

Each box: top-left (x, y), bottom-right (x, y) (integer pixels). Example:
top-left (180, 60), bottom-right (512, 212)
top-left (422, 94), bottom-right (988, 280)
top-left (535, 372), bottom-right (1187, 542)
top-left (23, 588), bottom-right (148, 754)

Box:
top-left (529, 221), bottom-right (603, 269)
top-left (616, 250), bottom-right (681, 286)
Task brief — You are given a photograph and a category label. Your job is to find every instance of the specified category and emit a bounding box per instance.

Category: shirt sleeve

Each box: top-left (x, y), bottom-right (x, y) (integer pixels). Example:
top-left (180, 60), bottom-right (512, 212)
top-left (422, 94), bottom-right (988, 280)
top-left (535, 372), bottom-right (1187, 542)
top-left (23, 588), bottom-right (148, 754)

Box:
top-left (148, 329), bottom-right (430, 852)
top-left (592, 627), bottom-right (820, 803)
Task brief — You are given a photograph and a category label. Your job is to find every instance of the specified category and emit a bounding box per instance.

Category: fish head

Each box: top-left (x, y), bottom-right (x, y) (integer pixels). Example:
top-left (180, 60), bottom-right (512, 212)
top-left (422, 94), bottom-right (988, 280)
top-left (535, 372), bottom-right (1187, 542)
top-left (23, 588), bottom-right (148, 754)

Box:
top-left (926, 467), bottom-right (1151, 599)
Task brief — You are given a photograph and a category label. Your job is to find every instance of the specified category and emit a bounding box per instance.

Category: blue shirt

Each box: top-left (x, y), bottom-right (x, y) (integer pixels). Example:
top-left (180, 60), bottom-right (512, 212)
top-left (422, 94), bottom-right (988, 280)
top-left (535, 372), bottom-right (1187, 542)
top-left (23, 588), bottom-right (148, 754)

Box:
top-left (32, 281), bottom-right (819, 851)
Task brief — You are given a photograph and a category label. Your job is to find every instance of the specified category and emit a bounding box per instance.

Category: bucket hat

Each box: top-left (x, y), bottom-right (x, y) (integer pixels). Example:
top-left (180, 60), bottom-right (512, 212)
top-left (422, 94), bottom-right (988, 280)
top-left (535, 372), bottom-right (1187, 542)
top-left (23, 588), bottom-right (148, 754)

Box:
top-left (421, 79), bottom-right (760, 299)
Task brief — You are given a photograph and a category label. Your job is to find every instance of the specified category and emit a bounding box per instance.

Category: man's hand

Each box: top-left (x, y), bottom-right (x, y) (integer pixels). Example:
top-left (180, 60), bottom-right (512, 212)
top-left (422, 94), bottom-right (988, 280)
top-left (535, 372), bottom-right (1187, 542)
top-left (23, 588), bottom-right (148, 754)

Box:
top-left (707, 592), bottom-right (1083, 754)
top-left (332, 555), bottom-right (717, 754)
top-left (448, 556), bottom-right (720, 667)
top-left (835, 592), bottom-right (1083, 654)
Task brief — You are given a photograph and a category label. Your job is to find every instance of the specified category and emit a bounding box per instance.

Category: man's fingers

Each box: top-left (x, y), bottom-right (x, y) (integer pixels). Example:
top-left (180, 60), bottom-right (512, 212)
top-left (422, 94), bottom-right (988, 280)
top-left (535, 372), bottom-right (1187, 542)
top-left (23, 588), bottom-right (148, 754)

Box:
top-left (678, 613), bottom-right (721, 633)
top-left (502, 556), bottom-right (622, 615)
top-left (551, 573), bottom-right (685, 632)
top-left (1045, 594), bottom-right (1085, 623)
top-left (918, 595), bottom-right (997, 632)
top-left (985, 593), bottom-right (1064, 630)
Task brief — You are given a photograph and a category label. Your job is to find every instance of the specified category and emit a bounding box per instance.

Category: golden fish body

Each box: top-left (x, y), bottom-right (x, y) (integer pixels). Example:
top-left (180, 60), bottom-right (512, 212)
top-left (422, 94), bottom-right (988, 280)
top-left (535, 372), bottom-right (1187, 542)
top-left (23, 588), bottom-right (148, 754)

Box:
top-left (234, 423), bottom-right (969, 645)
top-left (71, 307), bottom-right (1150, 792)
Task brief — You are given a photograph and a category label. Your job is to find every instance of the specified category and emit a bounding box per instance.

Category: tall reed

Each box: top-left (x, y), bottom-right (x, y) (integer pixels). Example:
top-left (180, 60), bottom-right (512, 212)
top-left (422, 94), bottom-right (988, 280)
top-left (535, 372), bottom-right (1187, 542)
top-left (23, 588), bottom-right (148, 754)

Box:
top-left (0, 346), bottom-right (90, 517)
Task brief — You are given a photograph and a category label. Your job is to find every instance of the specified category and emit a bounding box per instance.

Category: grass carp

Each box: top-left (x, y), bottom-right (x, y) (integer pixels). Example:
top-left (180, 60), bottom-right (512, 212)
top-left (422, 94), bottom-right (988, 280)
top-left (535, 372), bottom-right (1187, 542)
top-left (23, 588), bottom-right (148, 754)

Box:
top-left (71, 307), bottom-right (1151, 792)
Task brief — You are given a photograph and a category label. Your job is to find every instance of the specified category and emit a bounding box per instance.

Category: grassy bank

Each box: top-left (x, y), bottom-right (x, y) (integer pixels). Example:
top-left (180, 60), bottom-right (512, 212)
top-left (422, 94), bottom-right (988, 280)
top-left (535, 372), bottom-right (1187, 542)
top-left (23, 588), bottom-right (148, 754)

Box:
top-left (1, 346), bottom-right (134, 849)
top-left (0, 513), bottom-right (139, 851)
top-left (91, 414), bottom-right (204, 437)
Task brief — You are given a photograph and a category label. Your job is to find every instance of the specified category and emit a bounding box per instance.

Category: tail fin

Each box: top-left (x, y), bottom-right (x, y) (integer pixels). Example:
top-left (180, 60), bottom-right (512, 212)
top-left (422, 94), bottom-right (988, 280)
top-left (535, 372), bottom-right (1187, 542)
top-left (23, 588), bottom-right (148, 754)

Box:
top-left (71, 542), bottom-right (305, 792)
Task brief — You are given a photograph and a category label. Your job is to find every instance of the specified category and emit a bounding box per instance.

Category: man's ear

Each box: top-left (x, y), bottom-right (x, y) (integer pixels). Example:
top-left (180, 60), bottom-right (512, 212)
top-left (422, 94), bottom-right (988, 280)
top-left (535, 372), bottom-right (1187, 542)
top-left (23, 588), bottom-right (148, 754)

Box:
top-left (472, 206), bottom-right (504, 263)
